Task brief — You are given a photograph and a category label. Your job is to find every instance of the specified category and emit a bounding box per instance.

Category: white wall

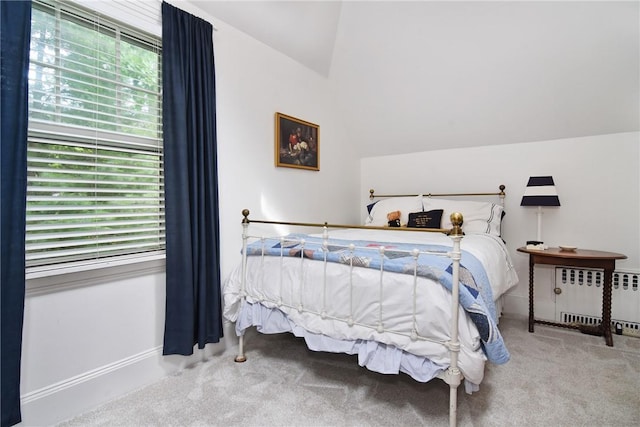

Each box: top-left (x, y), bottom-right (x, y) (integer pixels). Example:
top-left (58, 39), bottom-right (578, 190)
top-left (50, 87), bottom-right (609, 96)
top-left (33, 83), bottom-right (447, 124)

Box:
top-left (210, 5), bottom-right (361, 279)
top-left (361, 132), bottom-right (640, 320)
top-left (19, 2), bottom-right (359, 424)
top-left (21, 262), bottom-right (190, 425)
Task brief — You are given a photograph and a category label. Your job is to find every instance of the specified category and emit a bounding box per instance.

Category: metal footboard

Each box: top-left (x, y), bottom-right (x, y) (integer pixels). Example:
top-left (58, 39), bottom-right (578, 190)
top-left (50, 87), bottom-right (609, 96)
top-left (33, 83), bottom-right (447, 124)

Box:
top-left (234, 209), bottom-right (465, 427)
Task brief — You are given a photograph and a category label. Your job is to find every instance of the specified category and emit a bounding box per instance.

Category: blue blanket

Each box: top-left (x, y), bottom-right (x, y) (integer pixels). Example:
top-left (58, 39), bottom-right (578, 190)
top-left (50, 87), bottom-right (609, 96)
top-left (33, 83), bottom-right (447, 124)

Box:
top-left (245, 233), bottom-right (510, 364)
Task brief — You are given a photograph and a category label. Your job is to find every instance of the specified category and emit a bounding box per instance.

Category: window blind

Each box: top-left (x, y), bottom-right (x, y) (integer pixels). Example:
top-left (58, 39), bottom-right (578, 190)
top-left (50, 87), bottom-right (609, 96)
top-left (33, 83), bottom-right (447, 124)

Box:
top-left (27, 0), bottom-right (164, 268)
top-left (72, 0), bottom-right (162, 38)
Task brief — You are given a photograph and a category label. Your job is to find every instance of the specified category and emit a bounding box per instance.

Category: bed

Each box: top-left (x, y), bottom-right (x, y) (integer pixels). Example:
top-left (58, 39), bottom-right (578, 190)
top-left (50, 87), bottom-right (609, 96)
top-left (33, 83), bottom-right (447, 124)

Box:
top-left (223, 186), bottom-right (518, 427)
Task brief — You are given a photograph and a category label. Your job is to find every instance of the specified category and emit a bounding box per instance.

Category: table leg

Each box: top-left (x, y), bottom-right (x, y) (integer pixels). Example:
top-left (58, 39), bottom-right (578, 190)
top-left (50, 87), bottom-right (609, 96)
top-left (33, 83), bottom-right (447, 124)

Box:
top-left (528, 256), bottom-right (535, 333)
top-left (602, 267), bottom-right (614, 347)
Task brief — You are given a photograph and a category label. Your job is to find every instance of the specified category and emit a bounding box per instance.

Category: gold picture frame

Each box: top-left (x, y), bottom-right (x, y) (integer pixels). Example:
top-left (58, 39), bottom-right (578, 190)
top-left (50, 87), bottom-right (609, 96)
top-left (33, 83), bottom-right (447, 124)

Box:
top-left (274, 112), bottom-right (319, 171)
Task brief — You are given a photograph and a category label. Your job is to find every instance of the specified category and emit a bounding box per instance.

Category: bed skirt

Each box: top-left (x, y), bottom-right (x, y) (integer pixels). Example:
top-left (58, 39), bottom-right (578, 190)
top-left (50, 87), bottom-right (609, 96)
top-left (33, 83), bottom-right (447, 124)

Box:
top-left (235, 301), bottom-right (480, 394)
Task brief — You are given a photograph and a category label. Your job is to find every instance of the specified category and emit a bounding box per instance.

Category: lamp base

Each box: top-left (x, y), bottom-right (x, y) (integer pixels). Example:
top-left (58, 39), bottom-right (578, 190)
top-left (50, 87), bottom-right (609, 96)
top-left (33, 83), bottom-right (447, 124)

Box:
top-left (526, 240), bottom-right (547, 250)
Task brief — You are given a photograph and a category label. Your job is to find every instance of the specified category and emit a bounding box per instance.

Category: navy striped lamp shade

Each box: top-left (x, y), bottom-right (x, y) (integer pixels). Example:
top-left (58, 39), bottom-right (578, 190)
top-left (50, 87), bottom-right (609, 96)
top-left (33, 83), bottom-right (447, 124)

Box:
top-left (520, 176), bottom-right (560, 206)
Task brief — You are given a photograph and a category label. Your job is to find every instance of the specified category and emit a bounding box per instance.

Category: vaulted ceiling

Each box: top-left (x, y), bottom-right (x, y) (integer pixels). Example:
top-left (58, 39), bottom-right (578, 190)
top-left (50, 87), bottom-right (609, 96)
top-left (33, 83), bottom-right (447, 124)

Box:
top-left (191, 1), bottom-right (639, 157)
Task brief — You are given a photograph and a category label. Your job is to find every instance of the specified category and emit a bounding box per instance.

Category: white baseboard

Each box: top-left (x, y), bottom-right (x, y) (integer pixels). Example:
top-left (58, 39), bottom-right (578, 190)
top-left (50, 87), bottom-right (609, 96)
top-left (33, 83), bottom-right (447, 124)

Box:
top-left (20, 322), bottom-right (237, 426)
top-left (20, 347), bottom-right (186, 426)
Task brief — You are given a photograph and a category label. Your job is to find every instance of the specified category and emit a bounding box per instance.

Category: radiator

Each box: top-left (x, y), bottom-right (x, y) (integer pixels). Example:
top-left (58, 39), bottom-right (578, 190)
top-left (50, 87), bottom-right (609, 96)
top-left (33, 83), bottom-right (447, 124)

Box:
top-left (554, 267), bottom-right (640, 338)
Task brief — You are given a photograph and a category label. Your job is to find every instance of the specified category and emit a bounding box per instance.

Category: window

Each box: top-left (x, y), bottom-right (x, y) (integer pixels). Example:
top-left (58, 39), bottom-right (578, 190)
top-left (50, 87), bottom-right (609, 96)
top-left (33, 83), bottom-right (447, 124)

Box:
top-left (27, 0), bottom-right (164, 270)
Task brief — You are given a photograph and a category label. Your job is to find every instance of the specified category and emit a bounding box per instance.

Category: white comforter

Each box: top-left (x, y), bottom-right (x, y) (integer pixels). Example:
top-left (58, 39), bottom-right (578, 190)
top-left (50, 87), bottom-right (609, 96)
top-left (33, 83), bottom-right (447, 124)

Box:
top-left (223, 229), bottom-right (518, 386)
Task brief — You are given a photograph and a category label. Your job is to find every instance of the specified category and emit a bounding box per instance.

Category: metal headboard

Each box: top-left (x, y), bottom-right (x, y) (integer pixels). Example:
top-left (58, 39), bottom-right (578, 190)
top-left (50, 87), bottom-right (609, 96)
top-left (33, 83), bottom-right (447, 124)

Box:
top-left (369, 185), bottom-right (506, 204)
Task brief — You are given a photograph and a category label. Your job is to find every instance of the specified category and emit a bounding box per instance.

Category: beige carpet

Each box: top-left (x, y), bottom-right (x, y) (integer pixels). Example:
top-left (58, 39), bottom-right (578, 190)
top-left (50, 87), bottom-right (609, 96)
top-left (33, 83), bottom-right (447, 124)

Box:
top-left (57, 316), bottom-right (640, 426)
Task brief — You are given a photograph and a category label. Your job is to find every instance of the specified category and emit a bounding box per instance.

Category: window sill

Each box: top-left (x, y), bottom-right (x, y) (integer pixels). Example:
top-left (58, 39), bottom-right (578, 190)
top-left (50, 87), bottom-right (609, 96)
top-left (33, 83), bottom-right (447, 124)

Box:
top-left (26, 252), bottom-right (166, 295)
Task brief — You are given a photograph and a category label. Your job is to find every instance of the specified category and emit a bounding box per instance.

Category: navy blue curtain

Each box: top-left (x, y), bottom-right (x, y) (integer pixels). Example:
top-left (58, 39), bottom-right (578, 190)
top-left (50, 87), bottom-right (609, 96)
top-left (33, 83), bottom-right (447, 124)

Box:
top-left (1, 1), bottom-right (31, 425)
top-left (161, 2), bottom-right (223, 355)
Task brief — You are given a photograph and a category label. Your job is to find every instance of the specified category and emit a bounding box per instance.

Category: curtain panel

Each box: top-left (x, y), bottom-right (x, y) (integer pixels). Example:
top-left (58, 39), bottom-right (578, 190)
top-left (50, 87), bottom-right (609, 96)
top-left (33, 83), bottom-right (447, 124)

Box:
top-left (1, 1), bottom-right (32, 426)
top-left (161, 2), bottom-right (223, 355)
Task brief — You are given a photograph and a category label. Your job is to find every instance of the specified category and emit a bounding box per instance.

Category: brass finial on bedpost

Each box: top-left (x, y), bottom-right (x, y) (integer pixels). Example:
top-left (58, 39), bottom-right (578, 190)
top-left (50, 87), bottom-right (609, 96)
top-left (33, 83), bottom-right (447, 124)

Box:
top-left (369, 189), bottom-right (375, 200)
top-left (448, 212), bottom-right (464, 236)
top-left (242, 209), bottom-right (250, 224)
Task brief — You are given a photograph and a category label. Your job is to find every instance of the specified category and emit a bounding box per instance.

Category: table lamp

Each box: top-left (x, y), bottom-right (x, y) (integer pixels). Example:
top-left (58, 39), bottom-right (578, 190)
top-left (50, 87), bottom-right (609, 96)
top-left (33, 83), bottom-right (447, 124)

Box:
top-left (520, 176), bottom-right (560, 248)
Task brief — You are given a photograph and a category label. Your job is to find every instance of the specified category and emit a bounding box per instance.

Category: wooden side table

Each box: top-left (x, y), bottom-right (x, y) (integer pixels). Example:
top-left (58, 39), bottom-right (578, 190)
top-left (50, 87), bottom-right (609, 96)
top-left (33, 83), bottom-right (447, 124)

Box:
top-left (517, 247), bottom-right (627, 346)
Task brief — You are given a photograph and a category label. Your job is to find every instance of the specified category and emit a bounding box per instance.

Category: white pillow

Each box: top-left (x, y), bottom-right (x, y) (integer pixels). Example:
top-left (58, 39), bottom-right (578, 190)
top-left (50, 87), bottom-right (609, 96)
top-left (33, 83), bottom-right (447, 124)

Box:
top-left (364, 195), bottom-right (423, 227)
top-left (421, 197), bottom-right (504, 236)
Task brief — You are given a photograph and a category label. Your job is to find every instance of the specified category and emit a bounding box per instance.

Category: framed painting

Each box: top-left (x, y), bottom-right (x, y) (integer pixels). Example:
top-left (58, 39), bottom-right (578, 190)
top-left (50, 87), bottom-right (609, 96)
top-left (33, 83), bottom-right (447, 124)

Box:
top-left (275, 112), bottom-right (319, 171)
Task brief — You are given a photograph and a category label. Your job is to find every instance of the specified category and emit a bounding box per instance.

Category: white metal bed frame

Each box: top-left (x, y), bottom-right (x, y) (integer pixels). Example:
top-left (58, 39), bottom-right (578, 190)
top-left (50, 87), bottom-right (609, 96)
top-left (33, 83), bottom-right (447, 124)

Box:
top-left (231, 186), bottom-right (506, 427)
